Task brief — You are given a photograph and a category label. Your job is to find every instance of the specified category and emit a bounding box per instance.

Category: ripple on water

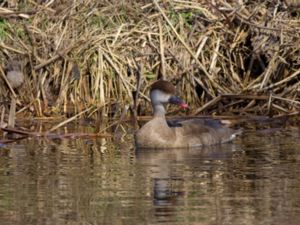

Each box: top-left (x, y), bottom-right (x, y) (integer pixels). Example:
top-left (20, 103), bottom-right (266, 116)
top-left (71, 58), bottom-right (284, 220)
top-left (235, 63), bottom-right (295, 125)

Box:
top-left (0, 130), bottom-right (300, 225)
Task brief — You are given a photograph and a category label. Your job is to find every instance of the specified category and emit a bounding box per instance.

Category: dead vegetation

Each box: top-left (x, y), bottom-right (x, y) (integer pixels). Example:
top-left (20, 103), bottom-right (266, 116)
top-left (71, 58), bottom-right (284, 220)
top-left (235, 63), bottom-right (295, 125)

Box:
top-left (0, 0), bottom-right (299, 129)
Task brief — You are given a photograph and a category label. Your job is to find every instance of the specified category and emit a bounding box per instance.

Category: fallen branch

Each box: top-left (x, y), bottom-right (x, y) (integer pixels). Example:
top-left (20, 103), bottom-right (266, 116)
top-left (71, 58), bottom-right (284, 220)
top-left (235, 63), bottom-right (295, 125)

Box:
top-left (1, 127), bottom-right (111, 139)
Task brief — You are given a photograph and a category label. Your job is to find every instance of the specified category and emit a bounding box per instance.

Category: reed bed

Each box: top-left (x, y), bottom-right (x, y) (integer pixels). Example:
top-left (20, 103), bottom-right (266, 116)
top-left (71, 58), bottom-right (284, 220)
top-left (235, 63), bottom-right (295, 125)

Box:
top-left (0, 0), bottom-right (299, 128)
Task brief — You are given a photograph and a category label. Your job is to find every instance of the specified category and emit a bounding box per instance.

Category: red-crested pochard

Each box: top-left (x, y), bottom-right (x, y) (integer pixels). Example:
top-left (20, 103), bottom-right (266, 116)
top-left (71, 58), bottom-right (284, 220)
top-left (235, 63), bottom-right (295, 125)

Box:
top-left (135, 80), bottom-right (241, 148)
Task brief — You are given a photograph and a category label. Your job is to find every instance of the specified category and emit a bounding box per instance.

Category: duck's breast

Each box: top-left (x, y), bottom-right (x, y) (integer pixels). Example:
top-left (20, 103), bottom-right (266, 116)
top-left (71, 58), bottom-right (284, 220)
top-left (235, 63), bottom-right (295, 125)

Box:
top-left (135, 118), bottom-right (176, 148)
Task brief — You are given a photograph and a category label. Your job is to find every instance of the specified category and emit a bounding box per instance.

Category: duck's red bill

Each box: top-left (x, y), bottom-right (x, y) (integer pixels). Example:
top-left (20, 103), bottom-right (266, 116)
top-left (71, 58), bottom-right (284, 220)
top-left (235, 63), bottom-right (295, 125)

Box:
top-left (179, 103), bottom-right (189, 109)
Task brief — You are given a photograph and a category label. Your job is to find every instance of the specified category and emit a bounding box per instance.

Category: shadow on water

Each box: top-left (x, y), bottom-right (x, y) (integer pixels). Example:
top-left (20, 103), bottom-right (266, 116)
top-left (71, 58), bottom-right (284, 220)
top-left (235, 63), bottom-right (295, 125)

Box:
top-left (0, 128), bottom-right (300, 225)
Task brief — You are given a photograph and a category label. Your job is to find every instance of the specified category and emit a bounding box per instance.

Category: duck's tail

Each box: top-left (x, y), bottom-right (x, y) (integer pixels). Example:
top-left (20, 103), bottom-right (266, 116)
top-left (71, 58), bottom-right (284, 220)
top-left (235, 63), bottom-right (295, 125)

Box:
top-left (229, 128), bottom-right (243, 141)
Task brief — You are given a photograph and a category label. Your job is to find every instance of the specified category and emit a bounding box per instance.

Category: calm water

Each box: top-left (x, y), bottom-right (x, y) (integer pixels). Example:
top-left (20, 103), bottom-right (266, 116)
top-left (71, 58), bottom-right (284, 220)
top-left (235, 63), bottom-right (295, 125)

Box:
top-left (0, 128), bottom-right (300, 225)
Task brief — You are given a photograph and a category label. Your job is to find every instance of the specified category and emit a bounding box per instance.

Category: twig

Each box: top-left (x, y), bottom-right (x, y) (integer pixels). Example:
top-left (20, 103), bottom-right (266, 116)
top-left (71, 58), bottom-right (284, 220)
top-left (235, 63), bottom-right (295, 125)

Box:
top-left (0, 66), bottom-right (18, 99)
top-left (49, 106), bottom-right (93, 132)
top-left (193, 95), bottom-right (222, 115)
top-left (34, 41), bottom-right (82, 70)
top-left (0, 7), bottom-right (33, 19)
top-left (133, 62), bottom-right (143, 130)
top-left (263, 69), bottom-right (300, 90)
top-left (114, 104), bottom-right (129, 135)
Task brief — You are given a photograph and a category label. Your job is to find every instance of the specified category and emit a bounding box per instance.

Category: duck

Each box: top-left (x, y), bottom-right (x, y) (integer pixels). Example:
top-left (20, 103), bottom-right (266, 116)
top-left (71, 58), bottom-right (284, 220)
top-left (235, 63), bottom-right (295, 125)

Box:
top-left (135, 80), bottom-right (241, 149)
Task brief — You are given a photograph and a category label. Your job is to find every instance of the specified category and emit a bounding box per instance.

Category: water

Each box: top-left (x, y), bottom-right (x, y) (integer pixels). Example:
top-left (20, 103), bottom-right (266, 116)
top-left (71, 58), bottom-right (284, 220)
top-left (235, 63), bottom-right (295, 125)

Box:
top-left (0, 128), bottom-right (300, 225)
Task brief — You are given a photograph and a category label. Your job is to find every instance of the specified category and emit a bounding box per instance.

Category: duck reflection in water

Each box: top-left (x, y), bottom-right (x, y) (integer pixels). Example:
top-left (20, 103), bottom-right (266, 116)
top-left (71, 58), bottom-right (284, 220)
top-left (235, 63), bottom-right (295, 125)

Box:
top-left (136, 143), bottom-right (239, 222)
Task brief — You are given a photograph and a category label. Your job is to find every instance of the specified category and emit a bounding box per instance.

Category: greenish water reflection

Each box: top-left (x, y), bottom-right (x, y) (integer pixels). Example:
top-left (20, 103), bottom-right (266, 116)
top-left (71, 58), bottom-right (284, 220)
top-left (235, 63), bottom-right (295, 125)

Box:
top-left (0, 129), bottom-right (300, 225)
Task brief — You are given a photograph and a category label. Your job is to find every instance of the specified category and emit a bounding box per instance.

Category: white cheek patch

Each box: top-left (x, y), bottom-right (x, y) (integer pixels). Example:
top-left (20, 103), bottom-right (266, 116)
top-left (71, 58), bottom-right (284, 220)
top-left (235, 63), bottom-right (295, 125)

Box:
top-left (150, 90), bottom-right (170, 104)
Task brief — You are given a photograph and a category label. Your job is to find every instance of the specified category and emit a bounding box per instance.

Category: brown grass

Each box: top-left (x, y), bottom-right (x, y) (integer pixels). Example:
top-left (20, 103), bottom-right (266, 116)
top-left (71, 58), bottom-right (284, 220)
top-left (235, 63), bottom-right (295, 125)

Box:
top-left (0, 0), bottom-right (299, 128)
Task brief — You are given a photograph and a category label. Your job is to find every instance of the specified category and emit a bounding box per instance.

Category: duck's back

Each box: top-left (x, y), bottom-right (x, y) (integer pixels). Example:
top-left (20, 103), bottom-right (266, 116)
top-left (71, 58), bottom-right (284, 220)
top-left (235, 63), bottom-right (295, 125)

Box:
top-left (173, 118), bottom-right (240, 147)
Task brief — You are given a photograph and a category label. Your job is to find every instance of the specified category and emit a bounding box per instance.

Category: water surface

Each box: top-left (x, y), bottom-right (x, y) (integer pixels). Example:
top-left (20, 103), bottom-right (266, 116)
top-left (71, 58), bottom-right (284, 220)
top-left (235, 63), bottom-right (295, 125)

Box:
top-left (0, 128), bottom-right (300, 225)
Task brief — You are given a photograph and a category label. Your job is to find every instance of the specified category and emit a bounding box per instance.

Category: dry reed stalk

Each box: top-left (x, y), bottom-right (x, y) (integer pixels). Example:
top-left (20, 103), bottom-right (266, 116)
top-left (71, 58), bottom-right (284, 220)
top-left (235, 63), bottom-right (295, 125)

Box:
top-left (260, 53), bottom-right (278, 89)
top-left (0, 43), bottom-right (25, 54)
top-left (209, 38), bottom-right (220, 76)
top-left (158, 19), bottom-right (166, 79)
top-left (263, 69), bottom-right (300, 90)
top-left (94, 48), bottom-right (104, 104)
top-left (272, 103), bottom-right (290, 113)
top-left (8, 98), bottom-right (16, 128)
top-left (113, 104), bottom-right (130, 135)
top-left (0, 106), bottom-right (6, 131)
top-left (272, 95), bottom-right (300, 107)
top-left (242, 100), bottom-right (257, 113)
top-left (193, 95), bottom-right (222, 115)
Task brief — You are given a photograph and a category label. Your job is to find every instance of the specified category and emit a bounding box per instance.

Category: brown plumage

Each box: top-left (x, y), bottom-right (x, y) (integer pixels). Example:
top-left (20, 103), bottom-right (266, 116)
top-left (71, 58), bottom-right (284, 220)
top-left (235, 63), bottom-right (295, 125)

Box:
top-left (135, 80), bottom-right (241, 149)
top-left (150, 80), bottom-right (176, 95)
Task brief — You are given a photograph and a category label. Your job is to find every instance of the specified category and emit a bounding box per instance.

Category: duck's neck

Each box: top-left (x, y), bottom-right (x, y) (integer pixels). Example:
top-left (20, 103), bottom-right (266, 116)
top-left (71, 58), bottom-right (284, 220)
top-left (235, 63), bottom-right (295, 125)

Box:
top-left (152, 104), bottom-right (166, 118)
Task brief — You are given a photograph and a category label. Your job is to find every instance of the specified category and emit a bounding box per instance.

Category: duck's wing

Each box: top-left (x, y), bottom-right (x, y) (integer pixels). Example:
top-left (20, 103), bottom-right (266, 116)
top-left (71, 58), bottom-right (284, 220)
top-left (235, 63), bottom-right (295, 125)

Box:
top-left (167, 119), bottom-right (183, 127)
top-left (168, 118), bottom-right (222, 130)
top-left (176, 119), bottom-right (213, 133)
top-left (171, 119), bottom-right (241, 146)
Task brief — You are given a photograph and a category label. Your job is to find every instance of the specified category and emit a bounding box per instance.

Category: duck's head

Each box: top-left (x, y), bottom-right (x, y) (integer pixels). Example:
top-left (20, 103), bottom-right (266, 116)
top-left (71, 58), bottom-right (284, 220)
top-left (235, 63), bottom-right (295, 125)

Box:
top-left (150, 80), bottom-right (188, 109)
